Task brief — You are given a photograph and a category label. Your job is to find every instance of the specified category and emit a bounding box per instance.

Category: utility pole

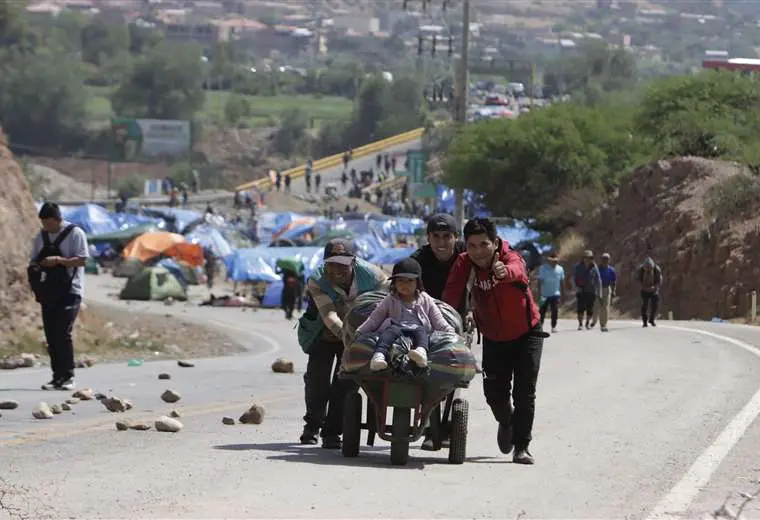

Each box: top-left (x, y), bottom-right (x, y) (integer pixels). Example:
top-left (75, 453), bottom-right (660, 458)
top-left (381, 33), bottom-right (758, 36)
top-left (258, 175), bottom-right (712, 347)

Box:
top-left (453, 0), bottom-right (470, 230)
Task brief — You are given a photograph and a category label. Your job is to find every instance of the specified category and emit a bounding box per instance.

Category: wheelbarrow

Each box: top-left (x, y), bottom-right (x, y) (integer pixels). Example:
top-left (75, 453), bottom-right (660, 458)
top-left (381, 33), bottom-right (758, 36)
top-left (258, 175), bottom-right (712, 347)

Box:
top-left (339, 371), bottom-right (470, 466)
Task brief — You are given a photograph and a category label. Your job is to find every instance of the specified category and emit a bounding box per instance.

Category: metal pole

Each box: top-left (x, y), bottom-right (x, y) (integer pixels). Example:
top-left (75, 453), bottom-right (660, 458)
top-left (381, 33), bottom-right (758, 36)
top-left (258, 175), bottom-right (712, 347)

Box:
top-left (752, 290), bottom-right (757, 321)
top-left (453, 0), bottom-right (470, 229)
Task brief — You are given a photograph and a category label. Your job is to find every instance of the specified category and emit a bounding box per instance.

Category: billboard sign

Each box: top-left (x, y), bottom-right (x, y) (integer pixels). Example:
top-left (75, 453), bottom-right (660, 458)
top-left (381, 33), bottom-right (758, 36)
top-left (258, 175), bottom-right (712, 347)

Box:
top-left (111, 118), bottom-right (191, 160)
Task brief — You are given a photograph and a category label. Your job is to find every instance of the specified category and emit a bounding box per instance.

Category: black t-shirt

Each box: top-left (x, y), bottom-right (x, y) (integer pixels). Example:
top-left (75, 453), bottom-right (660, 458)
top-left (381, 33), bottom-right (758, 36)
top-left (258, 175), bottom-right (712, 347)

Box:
top-left (411, 241), bottom-right (467, 301)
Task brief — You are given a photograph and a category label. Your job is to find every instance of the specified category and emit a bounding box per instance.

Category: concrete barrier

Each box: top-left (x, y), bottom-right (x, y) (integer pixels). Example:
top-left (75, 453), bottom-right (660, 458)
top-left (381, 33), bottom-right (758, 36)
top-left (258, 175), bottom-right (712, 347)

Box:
top-left (234, 127), bottom-right (425, 192)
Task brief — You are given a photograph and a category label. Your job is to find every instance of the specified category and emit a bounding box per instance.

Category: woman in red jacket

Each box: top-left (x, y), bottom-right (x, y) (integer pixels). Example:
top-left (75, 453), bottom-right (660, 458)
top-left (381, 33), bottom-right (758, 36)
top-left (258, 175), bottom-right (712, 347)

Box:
top-left (442, 217), bottom-right (544, 465)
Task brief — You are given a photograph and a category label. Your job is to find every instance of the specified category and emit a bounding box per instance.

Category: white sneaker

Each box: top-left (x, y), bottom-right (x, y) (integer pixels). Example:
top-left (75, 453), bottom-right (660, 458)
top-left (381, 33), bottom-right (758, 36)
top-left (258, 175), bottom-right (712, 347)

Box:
top-left (408, 347), bottom-right (428, 367)
top-left (551, 328), bottom-right (557, 333)
top-left (369, 353), bottom-right (388, 372)
top-left (58, 378), bottom-right (76, 391)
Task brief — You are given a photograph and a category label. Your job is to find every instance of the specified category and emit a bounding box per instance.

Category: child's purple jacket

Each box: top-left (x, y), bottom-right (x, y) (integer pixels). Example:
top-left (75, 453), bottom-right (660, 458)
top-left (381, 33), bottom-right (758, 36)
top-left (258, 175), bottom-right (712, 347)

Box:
top-left (356, 291), bottom-right (455, 335)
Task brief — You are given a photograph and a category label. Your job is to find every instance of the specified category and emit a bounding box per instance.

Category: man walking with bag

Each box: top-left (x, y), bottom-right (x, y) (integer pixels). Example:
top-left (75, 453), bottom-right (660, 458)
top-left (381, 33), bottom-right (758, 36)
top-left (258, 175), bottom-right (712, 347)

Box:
top-left (28, 203), bottom-right (89, 391)
top-left (297, 239), bottom-right (387, 449)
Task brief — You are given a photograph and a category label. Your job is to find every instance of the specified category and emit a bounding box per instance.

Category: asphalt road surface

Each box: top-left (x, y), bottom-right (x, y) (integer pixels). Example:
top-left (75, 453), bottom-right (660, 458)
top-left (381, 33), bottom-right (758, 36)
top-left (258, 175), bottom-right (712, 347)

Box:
top-left (2, 276), bottom-right (760, 519)
top-left (287, 140), bottom-right (422, 196)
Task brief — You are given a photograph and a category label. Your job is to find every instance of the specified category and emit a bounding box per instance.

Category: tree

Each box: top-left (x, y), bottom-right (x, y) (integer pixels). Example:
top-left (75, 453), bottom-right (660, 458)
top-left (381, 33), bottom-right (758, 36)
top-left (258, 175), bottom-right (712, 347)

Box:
top-left (543, 41), bottom-right (636, 98)
top-left (224, 94), bottom-right (251, 125)
top-left (111, 42), bottom-right (205, 120)
top-left (80, 18), bottom-right (129, 66)
top-left (443, 101), bottom-right (641, 229)
top-left (0, 49), bottom-right (87, 150)
top-left (273, 108), bottom-right (308, 156)
top-left (636, 71), bottom-right (760, 160)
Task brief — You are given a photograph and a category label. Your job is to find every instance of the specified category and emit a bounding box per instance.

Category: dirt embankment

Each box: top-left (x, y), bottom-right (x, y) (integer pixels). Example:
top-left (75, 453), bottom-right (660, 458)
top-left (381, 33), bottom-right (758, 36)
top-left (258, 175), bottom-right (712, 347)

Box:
top-left (564, 157), bottom-right (760, 321)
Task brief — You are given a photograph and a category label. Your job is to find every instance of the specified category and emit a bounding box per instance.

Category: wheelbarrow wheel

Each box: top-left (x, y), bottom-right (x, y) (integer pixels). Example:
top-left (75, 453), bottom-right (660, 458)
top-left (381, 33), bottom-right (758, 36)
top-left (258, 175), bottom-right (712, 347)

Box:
top-left (448, 399), bottom-right (469, 465)
top-left (390, 407), bottom-right (411, 466)
top-left (342, 392), bottom-right (362, 458)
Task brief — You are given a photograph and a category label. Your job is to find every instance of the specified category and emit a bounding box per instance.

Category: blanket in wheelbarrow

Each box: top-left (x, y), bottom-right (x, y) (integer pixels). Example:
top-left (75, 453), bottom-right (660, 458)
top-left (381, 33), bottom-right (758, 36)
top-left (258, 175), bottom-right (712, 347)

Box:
top-left (341, 331), bottom-right (477, 389)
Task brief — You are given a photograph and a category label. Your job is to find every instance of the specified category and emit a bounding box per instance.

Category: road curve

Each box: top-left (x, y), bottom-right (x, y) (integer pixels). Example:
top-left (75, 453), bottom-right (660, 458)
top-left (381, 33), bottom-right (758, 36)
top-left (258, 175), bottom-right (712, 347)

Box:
top-left (1, 277), bottom-right (760, 519)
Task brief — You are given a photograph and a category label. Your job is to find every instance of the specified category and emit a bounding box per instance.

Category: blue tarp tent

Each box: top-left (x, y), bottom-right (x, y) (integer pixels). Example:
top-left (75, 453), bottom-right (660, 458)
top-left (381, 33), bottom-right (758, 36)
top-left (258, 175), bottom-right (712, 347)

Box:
top-left (256, 212), bottom-right (307, 244)
top-left (378, 218), bottom-right (424, 238)
top-left (369, 247), bottom-right (416, 265)
top-left (261, 281), bottom-right (307, 309)
top-left (496, 225), bottom-right (540, 246)
top-left (225, 246), bottom-right (323, 282)
top-left (185, 224), bottom-right (234, 258)
top-left (61, 204), bottom-right (118, 235)
top-left (142, 207), bottom-right (202, 233)
top-left (112, 212), bottom-right (165, 231)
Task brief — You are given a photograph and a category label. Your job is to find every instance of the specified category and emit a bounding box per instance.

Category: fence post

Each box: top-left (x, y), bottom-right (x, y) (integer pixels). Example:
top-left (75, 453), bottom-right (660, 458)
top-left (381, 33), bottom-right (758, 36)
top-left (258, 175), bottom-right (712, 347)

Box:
top-left (752, 291), bottom-right (757, 322)
top-left (668, 310), bottom-right (674, 321)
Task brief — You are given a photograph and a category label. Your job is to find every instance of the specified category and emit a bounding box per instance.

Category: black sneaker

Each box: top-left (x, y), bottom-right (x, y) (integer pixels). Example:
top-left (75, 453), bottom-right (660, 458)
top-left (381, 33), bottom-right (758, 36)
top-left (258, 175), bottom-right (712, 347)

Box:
top-left (649, 320), bottom-right (656, 327)
top-left (497, 422), bottom-right (514, 454)
top-left (513, 446), bottom-right (534, 465)
top-left (299, 427), bottom-right (318, 445)
top-left (321, 435), bottom-right (341, 449)
top-left (58, 378), bottom-right (76, 391)
top-left (41, 379), bottom-right (60, 391)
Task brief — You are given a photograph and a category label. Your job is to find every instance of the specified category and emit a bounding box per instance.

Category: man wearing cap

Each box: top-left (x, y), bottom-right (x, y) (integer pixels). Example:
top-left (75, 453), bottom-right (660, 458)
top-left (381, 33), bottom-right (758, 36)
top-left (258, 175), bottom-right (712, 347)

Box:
top-left (572, 250), bottom-right (602, 331)
top-left (411, 213), bottom-right (467, 451)
top-left (596, 253), bottom-right (617, 332)
top-left (299, 239), bottom-right (388, 449)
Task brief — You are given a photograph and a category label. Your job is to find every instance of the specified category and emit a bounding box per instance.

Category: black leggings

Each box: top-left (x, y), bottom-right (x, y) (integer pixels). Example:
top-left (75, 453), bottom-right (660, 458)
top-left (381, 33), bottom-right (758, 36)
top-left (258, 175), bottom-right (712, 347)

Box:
top-left (641, 291), bottom-right (659, 322)
top-left (576, 292), bottom-right (595, 321)
top-left (375, 324), bottom-right (428, 357)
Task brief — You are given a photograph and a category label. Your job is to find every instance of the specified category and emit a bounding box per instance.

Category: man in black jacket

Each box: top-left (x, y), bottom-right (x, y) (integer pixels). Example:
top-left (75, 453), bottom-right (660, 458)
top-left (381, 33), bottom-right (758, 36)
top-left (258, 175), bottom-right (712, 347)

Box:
top-left (411, 213), bottom-right (466, 451)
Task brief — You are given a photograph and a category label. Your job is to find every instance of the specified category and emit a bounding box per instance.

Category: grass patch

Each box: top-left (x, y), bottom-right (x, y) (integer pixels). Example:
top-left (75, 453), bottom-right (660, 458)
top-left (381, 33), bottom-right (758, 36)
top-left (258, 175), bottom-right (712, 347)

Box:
top-left (704, 173), bottom-right (760, 221)
top-left (84, 86), bottom-right (353, 128)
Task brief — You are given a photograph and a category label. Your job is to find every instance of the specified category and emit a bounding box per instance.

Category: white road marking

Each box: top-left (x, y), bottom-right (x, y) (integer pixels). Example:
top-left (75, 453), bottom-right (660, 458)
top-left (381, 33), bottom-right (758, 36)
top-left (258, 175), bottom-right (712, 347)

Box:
top-left (647, 325), bottom-right (760, 520)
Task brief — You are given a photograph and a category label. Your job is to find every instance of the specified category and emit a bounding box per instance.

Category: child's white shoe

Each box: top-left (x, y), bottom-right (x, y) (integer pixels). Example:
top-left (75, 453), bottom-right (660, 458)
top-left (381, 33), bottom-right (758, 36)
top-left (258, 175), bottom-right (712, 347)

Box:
top-left (408, 347), bottom-right (428, 367)
top-left (370, 352), bottom-right (388, 371)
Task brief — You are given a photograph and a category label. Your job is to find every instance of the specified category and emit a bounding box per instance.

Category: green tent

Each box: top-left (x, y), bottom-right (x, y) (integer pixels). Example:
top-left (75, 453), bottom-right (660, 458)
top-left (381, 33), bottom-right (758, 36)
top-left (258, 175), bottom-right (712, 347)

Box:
top-left (119, 266), bottom-right (187, 301)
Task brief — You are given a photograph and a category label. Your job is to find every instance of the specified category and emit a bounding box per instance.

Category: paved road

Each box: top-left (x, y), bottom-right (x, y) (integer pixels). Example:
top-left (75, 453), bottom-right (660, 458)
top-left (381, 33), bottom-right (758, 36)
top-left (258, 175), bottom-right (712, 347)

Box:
top-left (2, 276), bottom-right (760, 519)
top-left (286, 140), bottom-right (421, 197)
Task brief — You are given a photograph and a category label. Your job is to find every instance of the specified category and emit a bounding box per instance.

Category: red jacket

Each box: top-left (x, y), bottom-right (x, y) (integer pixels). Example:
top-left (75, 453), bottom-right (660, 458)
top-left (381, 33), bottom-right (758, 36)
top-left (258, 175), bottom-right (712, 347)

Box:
top-left (442, 239), bottom-right (540, 342)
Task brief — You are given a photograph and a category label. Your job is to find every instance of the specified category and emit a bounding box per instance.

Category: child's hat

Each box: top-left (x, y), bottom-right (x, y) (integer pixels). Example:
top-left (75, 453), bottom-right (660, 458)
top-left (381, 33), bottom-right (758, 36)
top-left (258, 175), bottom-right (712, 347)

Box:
top-left (392, 257), bottom-right (422, 279)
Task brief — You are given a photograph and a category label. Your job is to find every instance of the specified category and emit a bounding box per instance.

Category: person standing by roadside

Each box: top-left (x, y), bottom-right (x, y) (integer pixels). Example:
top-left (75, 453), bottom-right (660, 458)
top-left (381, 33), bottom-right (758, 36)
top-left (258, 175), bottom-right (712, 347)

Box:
top-left (443, 218), bottom-right (545, 464)
top-left (297, 239), bottom-right (388, 449)
top-left (572, 250), bottom-right (601, 331)
top-left (537, 251), bottom-right (564, 333)
top-left (410, 213), bottom-right (466, 451)
top-left (28, 203), bottom-right (89, 391)
top-left (596, 253), bottom-right (617, 332)
top-left (639, 257), bottom-right (662, 327)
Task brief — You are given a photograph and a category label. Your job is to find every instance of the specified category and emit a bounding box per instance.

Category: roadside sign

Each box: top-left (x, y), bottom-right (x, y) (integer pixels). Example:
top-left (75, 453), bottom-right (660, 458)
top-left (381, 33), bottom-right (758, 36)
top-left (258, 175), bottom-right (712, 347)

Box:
top-left (411, 182), bottom-right (436, 199)
top-left (406, 150), bottom-right (428, 183)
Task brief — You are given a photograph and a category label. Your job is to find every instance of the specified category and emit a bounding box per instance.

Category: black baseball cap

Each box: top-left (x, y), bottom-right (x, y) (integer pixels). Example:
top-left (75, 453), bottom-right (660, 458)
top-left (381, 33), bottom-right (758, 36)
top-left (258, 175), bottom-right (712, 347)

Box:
top-left (426, 213), bottom-right (458, 234)
top-left (323, 238), bottom-right (356, 266)
top-left (391, 257), bottom-right (422, 279)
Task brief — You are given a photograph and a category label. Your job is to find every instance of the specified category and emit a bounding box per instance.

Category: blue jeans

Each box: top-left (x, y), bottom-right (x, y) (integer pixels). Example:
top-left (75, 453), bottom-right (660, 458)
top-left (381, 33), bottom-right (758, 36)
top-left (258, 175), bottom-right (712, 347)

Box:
top-left (41, 293), bottom-right (81, 381)
top-left (375, 324), bottom-right (429, 357)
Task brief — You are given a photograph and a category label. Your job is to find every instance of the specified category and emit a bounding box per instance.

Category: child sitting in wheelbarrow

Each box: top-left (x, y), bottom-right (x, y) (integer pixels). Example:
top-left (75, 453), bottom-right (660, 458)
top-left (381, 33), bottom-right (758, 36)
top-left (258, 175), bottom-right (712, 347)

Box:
top-left (356, 257), bottom-right (455, 372)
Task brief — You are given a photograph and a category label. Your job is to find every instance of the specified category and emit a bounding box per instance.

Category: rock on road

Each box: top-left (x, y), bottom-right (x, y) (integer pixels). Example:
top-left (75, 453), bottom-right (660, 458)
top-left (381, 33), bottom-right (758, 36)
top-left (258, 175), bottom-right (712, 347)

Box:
top-left (2, 275), bottom-right (760, 519)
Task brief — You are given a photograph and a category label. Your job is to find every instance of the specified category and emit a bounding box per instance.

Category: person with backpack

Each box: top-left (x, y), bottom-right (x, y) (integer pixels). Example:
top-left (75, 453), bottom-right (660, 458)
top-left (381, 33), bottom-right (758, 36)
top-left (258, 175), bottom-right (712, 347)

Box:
top-left (572, 250), bottom-right (602, 330)
top-left (28, 203), bottom-right (89, 391)
top-left (443, 217), bottom-right (544, 465)
top-left (639, 257), bottom-right (663, 327)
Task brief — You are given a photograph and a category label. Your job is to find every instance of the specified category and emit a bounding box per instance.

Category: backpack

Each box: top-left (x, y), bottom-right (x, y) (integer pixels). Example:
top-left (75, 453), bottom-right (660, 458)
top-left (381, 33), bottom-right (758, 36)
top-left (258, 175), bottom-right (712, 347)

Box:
top-left (27, 224), bottom-right (77, 305)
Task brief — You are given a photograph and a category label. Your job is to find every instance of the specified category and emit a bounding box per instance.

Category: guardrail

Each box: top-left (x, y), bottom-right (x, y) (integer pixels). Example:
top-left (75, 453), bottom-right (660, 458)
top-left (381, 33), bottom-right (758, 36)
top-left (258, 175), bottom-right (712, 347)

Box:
top-left (47, 192), bottom-right (233, 207)
top-left (234, 127), bottom-right (425, 192)
top-left (361, 174), bottom-right (408, 195)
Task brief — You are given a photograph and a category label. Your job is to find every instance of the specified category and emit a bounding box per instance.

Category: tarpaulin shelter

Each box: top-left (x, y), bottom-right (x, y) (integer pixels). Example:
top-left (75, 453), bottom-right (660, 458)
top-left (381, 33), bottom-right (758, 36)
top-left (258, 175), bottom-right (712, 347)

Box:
top-left (61, 204), bottom-right (118, 235)
top-left (142, 206), bottom-right (203, 234)
top-left (112, 212), bottom-right (165, 231)
top-left (185, 224), bottom-right (234, 258)
top-left (87, 224), bottom-right (160, 246)
top-left (122, 231), bottom-right (204, 267)
top-left (225, 246), bottom-right (323, 282)
top-left (119, 266), bottom-right (187, 301)
top-left (261, 280), bottom-right (307, 309)
top-left (369, 246), bottom-right (416, 266)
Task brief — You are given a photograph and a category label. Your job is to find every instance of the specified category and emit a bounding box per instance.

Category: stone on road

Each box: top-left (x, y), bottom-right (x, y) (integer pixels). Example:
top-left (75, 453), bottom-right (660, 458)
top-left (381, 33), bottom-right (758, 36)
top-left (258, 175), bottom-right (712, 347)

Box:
top-left (161, 389), bottom-right (182, 403)
top-left (155, 416), bottom-right (183, 433)
top-left (31, 402), bottom-right (53, 419)
top-left (0, 400), bottom-right (19, 410)
top-left (239, 403), bottom-right (265, 425)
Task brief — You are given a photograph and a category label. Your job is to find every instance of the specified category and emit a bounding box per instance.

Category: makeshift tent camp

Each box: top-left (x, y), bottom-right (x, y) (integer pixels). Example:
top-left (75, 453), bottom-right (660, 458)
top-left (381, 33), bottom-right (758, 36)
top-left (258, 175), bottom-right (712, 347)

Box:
top-left (141, 207), bottom-right (203, 234)
top-left (157, 258), bottom-right (200, 288)
top-left (87, 224), bottom-right (160, 246)
top-left (112, 213), bottom-right (165, 231)
top-left (225, 247), bottom-right (323, 282)
top-left (119, 266), bottom-right (187, 301)
top-left (122, 231), bottom-right (204, 266)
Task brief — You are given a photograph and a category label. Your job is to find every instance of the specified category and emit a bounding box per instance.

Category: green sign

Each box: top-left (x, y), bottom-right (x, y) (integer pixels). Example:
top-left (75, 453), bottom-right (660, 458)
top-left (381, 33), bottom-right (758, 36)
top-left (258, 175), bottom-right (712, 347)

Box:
top-left (406, 150), bottom-right (428, 183)
top-left (411, 182), bottom-right (437, 199)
